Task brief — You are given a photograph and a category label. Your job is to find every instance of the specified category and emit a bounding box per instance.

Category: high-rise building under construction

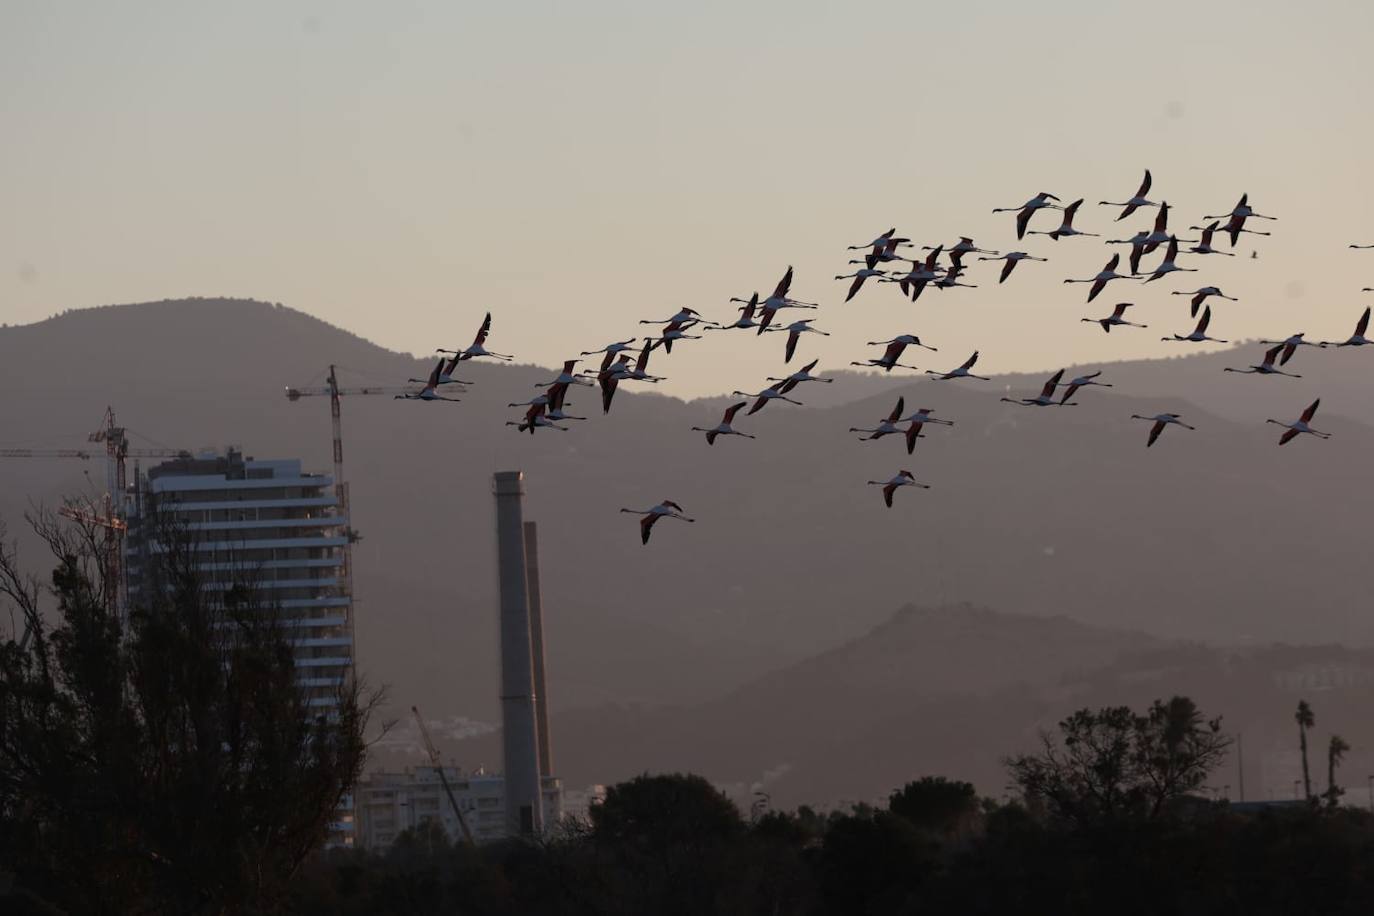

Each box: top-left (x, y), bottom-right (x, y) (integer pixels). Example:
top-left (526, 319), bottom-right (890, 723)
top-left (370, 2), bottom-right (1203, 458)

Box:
top-left (124, 447), bottom-right (356, 843)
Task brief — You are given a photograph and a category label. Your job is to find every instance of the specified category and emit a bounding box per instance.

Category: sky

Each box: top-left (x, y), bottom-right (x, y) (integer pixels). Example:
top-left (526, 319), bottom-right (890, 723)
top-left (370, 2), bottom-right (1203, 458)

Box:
top-left (3, 0), bottom-right (1374, 398)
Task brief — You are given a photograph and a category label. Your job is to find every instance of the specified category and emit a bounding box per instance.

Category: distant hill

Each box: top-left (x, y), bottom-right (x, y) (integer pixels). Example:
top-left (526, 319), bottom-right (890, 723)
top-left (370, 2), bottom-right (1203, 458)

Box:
top-left (3, 299), bottom-right (1373, 737)
top-left (431, 604), bottom-right (1374, 809)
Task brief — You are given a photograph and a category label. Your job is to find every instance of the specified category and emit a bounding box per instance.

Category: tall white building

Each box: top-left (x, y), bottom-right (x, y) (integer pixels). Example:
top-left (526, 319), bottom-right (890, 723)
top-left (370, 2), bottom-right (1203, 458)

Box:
top-left (356, 768), bottom-right (564, 848)
top-left (125, 447), bottom-right (356, 844)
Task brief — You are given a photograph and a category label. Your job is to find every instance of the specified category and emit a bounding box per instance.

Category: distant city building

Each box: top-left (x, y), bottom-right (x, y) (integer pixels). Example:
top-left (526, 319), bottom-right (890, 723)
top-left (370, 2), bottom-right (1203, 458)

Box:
top-left (356, 768), bottom-right (565, 848)
top-left (561, 784), bottom-right (607, 825)
top-left (124, 447), bottom-right (356, 845)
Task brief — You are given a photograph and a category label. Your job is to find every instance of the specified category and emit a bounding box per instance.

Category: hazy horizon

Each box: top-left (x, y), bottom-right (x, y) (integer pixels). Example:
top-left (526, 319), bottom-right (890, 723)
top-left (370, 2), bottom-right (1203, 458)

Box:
top-left (5, 2), bottom-right (1374, 397)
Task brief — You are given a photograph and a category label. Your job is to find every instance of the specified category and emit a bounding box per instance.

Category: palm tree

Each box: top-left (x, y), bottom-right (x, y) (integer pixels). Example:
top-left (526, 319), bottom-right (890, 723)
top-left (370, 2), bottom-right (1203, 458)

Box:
top-left (1327, 735), bottom-right (1351, 807)
top-left (1296, 700), bottom-right (1315, 801)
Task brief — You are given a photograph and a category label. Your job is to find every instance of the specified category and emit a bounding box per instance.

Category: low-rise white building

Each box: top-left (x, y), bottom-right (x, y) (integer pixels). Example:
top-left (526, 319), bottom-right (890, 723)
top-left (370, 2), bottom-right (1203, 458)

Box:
top-left (357, 768), bottom-right (564, 848)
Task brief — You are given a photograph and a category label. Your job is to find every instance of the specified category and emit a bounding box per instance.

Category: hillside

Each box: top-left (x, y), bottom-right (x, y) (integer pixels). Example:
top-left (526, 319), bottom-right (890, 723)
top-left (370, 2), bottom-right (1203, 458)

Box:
top-left (413, 603), bottom-right (1374, 808)
top-left (3, 299), bottom-right (1373, 735)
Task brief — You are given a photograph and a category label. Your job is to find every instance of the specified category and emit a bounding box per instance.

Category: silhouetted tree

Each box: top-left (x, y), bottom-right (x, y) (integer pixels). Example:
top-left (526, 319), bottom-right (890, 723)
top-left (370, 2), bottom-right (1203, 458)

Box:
top-left (888, 776), bottom-right (980, 835)
top-left (0, 509), bottom-right (378, 913)
top-left (1326, 735), bottom-right (1350, 808)
top-left (1005, 696), bottom-right (1230, 826)
top-left (1296, 700), bottom-right (1315, 801)
top-left (589, 772), bottom-right (745, 915)
top-left (816, 808), bottom-right (936, 915)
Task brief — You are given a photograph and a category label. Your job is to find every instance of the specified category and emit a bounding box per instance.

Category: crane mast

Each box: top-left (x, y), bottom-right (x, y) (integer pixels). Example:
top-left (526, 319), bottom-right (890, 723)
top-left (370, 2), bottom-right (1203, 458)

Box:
top-left (410, 705), bottom-right (476, 846)
top-left (0, 407), bottom-right (188, 618)
top-left (284, 366), bottom-right (408, 672)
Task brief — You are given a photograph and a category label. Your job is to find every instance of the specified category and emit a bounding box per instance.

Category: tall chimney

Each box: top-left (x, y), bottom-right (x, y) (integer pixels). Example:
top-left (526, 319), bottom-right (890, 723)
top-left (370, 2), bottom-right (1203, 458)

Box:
top-left (493, 471), bottom-right (543, 837)
top-left (524, 521), bottom-right (553, 778)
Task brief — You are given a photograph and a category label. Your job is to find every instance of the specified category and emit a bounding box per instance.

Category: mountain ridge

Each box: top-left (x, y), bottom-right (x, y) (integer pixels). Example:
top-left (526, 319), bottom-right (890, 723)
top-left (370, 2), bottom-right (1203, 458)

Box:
top-left (3, 298), bottom-right (1371, 733)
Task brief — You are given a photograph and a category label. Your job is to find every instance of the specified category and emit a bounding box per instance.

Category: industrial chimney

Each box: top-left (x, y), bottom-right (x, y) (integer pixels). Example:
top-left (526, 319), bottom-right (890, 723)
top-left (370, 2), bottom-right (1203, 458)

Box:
top-left (524, 521), bottom-right (553, 778)
top-left (492, 471), bottom-right (544, 837)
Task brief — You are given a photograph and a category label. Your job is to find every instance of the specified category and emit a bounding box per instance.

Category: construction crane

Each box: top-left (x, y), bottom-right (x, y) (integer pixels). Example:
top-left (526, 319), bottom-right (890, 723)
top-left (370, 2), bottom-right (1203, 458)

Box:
top-left (284, 366), bottom-right (408, 630)
top-left (0, 408), bottom-right (189, 616)
top-left (411, 705), bottom-right (476, 846)
top-left (57, 500), bottom-right (129, 614)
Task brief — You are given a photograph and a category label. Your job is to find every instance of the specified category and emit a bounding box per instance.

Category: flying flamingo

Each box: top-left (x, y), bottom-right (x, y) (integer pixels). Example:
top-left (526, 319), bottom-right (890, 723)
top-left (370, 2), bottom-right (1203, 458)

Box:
top-left (851, 338), bottom-right (925, 373)
top-left (1131, 413), bottom-right (1195, 447)
top-left (581, 338), bottom-right (639, 370)
top-left (507, 402), bottom-right (568, 434)
top-left (932, 264), bottom-right (977, 291)
top-left (1258, 332), bottom-right (1325, 366)
top-left (545, 383), bottom-right (586, 422)
top-left (760, 265), bottom-right (819, 310)
top-left (415, 356), bottom-right (472, 387)
top-left (535, 359), bottom-right (595, 389)
top-left (1139, 236), bottom-right (1197, 283)
top-left (978, 251), bottom-right (1047, 284)
top-left (1172, 287), bottom-right (1237, 317)
top-left (434, 354), bottom-right (474, 386)
top-left (396, 359), bottom-right (461, 402)
top-left (1267, 399), bottom-right (1332, 445)
top-left (991, 192), bottom-right (1063, 240)
top-left (639, 307), bottom-right (708, 328)
top-left (620, 500), bottom-right (695, 545)
top-left (880, 248), bottom-right (943, 300)
top-left (847, 228), bottom-right (912, 254)
top-left (436, 312), bottom-right (514, 362)
top-left (656, 318), bottom-right (703, 353)
top-left (1163, 306), bottom-right (1228, 344)
top-left (1186, 222), bottom-right (1236, 257)
top-left (924, 237), bottom-right (998, 269)
top-left (731, 384), bottom-right (803, 415)
top-left (836, 267), bottom-right (887, 302)
top-left (901, 409), bottom-right (954, 454)
top-left (767, 358), bottom-right (834, 394)
top-left (1223, 344), bottom-right (1301, 378)
top-left (927, 351), bottom-right (990, 381)
top-left (1105, 229), bottom-right (1151, 275)
top-left (1099, 169), bottom-right (1158, 220)
top-left (750, 267), bottom-right (820, 332)
top-left (1027, 199), bottom-right (1099, 241)
top-left (866, 470), bottom-right (930, 508)
top-left (1140, 201), bottom-right (1182, 254)
top-left (1001, 369), bottom-right (1071, 407)
top-left (851, 396), bottom-right (907, 441)
top-left (766, 319), bottom-right (830, 363)
top-left (597, 354), bottom-right (634, 413)
top-left (602, 339), bottom-right (662, 383)
top-left (1204, 193), bottom-right (1277, 246)
top-left (1082, 302), bottom-right (1146, 333)
top-left (1322, 307), bottom-right (1372, 347)
top-left (712, 293), bottom-right (762, 332)
top-left (862, 237), bottom-right (911, 268)
top-left (507, 391), bottom-right (554, 409)
top-left (1064, 253), bottom-right (1135, 302)
top-left (1058, 371), bottom-right (1112, 404)
top-left (692, 402), bottom-right (756, 446)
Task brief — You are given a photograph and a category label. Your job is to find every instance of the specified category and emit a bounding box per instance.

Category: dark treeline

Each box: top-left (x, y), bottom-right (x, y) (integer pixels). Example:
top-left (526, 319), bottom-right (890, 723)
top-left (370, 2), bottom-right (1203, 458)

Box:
top-left (296, 771), bottom-right (1374, 916)
top-left (297, 699), bottom-right (1374, 915)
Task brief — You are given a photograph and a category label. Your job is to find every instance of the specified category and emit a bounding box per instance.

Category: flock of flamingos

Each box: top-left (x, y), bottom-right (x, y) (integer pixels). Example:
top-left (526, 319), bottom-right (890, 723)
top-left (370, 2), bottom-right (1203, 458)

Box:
top-left (394, 171), bottom-right (1372, 542)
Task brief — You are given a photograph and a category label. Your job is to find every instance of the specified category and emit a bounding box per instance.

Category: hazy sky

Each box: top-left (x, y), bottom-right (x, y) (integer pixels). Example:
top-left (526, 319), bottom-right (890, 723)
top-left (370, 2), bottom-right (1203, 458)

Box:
top-left (3, 1), bottom-right (1373, 397)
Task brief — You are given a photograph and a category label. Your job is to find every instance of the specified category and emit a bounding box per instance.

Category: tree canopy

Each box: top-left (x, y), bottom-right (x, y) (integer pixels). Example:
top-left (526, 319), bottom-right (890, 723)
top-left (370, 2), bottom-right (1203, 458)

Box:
top-left (0, 509), bottom-right (376, 914)
top-left (1005, 696), bottom-right (1230, 826)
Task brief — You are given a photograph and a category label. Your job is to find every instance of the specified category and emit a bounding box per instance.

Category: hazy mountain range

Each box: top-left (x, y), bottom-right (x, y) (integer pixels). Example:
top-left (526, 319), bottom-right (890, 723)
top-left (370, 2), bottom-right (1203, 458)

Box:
top-left (2, 298), bottom-right (1371, 802)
